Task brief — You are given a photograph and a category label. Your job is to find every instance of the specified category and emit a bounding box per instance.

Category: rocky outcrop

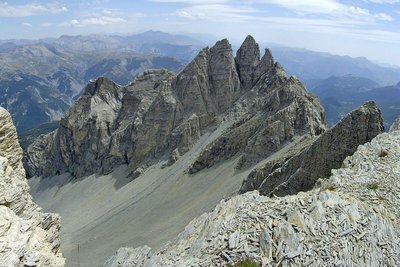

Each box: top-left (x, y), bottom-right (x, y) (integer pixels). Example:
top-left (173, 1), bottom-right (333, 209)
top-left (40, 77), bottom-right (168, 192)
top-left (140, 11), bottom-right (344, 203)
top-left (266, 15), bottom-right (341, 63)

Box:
top-left (389, 116), bottom-right (400, 132)
top-left (26, 70), bottom-right (178, 177)
top-left (235, 35), bottom-right (260, 90)
top-left (241, 101), bottom-right (384, 196)
top-left (175, 38), bottom-right (241, 115)
top-left (0, 107), bottom-right (64, 266)
top-left (25, 35), bottom-right (326, 178)
top-left (189, 71), bottom-right (326, 173)
top-left (105, 121), bottom-right (400, 267)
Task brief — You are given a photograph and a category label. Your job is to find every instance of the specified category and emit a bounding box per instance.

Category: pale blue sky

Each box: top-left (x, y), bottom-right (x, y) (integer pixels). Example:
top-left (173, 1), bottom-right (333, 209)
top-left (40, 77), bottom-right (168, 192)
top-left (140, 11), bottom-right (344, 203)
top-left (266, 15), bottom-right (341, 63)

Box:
top-left (1, 0), bottom-right (400, 66)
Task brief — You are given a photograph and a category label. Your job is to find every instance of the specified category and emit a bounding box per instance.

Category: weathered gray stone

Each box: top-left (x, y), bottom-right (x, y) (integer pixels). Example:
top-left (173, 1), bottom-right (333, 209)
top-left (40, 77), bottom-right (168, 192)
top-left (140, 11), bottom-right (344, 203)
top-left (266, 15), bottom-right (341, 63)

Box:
top-left (26, 36), bottom-right (326, 179)
top-left (242, 101), bottom-right (384, 196)
top-left (389, 116), bottom-right (400, 132)
top-left (189, 68), bottom-right (326, 173)
top-left (0, 107), bottom-right (64, 266)
top-left (106, 129), bottom-right (400, 266)
top-left (235, 35), bottom-right (260, 90)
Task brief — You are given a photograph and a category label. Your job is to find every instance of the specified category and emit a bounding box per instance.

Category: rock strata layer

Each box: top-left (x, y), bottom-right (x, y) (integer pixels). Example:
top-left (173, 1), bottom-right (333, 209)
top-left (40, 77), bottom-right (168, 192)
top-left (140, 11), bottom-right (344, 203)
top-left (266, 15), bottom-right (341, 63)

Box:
top-left (0, 107), bottom-right (64, 266)
top-left (241, 101), bottom-right (384, 196)
top-left (105, 120), bottom-right (400, 267)
top-left (25, 36), bottom-right (326, 178)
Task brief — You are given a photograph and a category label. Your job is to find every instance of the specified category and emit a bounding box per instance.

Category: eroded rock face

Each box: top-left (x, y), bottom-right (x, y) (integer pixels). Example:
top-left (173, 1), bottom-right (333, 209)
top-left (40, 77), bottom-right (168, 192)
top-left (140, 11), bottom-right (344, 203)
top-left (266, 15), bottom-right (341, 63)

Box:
top-left (25, 35), bottom-right (325, 178)
top-left (235, 35), bottom-right (260, 90)
top-left (189, 70), bottom-right (326, 173)
top-left (0, 107), bottom-right (64, 266)
top-left (241, 101), bottom-right (384, 196)
top-left (389, 116), bottom-right (400, 132)
top-left (105, 126), bottom-right (400, 266)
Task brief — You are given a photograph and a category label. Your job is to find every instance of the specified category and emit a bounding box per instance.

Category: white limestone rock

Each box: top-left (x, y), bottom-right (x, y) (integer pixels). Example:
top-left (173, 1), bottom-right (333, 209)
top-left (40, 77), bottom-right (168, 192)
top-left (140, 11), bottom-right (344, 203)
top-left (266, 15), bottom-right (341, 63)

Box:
top-left (105, 126), bottom-right (400, 266)
top-left (0, 107), bottom-right (64, 266)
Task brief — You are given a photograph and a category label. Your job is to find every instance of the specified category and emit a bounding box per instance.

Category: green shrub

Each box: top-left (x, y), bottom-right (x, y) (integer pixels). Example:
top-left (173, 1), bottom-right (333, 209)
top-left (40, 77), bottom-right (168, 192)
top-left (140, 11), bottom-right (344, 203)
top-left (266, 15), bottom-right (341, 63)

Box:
top-left (234, 258), bottom-right (260, 267)
top-left (379, 149), bottom-right (389, 157)
top-left (367, 182), bottom-right (379, 190)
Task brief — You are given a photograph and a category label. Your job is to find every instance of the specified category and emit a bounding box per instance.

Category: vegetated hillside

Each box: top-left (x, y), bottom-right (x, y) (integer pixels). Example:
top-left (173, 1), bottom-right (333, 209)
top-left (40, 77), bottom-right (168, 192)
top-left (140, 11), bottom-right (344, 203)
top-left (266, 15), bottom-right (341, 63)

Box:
top-left (28, 35), bottom-right (384, 266)
top-left (309, 75), bottom-right (400, 128)
top-left (271, 46), bottom-right (400, 87)
top-left (0, 31), bottom-right (201, 133)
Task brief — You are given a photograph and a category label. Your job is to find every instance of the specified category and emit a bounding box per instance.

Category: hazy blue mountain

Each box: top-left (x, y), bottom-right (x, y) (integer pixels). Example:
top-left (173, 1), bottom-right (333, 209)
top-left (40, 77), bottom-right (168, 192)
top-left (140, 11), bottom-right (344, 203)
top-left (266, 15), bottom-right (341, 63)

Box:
top-left (3, 31), bottom-right (400, 138)
top-left (0, 32), bottom-right (196, 134)
top-left (18, 120), bottom-right (59, 150)
top-left (83, 53), bottom-right (183, 85)
top-left (270, 46), bottom-right (400, 86)
top-left (53, 30), bottom-right (204, 61)
top-left (309, 75), bottom-right (400, 128)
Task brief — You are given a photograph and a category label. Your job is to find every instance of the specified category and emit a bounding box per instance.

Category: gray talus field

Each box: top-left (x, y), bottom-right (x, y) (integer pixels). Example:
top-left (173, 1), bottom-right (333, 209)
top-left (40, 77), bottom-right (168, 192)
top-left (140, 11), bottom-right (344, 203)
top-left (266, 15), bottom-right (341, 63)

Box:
top-left (29, 127), bottom-right (251, 266)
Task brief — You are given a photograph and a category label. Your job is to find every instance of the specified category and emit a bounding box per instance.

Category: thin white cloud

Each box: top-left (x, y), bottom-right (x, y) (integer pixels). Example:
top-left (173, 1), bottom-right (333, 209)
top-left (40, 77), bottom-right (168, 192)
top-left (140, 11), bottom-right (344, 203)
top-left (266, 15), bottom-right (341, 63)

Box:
top-left (255, 0), bottom-right (394, 22)
top-left (40, 23), bottom-right (53, 27)
top-left (22, 22), bottom-right (32, 27)
top-left (256, 0), bottom-right (341, 14)
top-left (81, 16), bottom-right (126, 25)
top-left (150, 0), bottom-right (230, 4)
top-left (176, 4), bottom-right (259, 22)
top-left (60, 16), bottom-right (126, 27)
top-left (0, 2), bottom-right (67, 17)
top-left (366, 0), bottom-right (400, 3)
top-left (345, 6), bottom-right (394, 21)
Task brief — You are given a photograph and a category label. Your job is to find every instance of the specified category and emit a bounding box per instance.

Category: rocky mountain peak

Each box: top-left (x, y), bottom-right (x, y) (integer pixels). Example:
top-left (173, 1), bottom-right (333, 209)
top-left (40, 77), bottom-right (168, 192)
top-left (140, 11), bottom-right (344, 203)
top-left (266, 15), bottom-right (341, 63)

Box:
top-left (235, 35), bottom-right (261, 89)
top-left (261, 48), bottom-right (274, 68)
top-left (84, 77), bottom-right (118, 96)
top-left (26, 36), bottom-right (326, 179)
top-left (235, 36), bottom-right (277, 91)
top-left (212, 38), bottom-right (231, 50)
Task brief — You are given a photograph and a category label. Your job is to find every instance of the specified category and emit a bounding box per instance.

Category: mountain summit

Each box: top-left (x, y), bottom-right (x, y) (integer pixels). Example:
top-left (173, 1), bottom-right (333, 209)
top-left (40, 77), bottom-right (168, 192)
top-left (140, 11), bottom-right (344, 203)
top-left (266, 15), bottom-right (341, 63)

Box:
top-left (25, 35), bottom-right (326, 178)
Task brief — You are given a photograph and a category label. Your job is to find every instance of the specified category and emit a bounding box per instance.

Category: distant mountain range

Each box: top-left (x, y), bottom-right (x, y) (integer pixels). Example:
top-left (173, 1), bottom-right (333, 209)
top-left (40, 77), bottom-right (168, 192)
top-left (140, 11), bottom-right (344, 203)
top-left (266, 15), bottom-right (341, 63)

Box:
top-left (270, 46), bottom-right (400, 87)
top-left (308, 75), bottom-right (400, 128)
top-left (1, 30), bottom-right (399, 137)
top-left (0, 31), bottom-right (203, 132)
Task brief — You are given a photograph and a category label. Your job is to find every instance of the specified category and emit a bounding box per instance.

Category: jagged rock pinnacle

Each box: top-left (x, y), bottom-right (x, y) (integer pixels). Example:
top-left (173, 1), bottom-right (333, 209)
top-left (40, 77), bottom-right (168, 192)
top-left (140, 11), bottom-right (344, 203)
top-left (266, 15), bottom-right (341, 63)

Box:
top-left (235, 35), bottom-right (260, 90)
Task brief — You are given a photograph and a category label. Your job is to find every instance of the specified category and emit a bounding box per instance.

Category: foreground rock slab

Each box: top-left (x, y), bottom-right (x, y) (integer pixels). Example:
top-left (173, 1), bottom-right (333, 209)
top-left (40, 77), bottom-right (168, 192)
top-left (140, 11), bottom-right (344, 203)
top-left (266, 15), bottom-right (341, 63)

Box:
top-left (0, 107), bottom-right (64, 266)
top-left (106, 120), bottom-right (400, 266)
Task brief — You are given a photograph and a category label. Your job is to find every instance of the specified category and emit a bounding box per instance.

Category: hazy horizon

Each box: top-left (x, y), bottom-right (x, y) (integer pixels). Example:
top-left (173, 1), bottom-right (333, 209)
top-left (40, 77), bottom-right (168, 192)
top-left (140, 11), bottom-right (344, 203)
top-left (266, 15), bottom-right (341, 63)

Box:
top-left (1, 0), bottom-right (400, 67)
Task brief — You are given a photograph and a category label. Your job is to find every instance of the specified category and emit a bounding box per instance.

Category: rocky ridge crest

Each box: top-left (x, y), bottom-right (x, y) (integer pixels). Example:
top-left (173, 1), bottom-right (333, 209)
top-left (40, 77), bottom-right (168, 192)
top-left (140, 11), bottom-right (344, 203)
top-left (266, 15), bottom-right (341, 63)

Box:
top-left (105, 118), bottom-right (400, 267)
top-left (241, 101), bottom-right (384, 196)
top-left (0, 107), bottom-right (64, 266)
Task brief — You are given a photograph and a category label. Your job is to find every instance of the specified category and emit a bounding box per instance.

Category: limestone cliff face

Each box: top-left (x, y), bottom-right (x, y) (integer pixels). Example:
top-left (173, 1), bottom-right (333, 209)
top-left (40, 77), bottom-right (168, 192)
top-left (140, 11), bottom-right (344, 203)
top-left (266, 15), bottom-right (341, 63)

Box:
top-left (241, 101), bottom-right (384, 195)
top-left (25, 35), bottom-right (325, 178)
top-left (0, 107), bottom-right (64, 266)
top-left (105, 120), bottom-right (400, 267)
